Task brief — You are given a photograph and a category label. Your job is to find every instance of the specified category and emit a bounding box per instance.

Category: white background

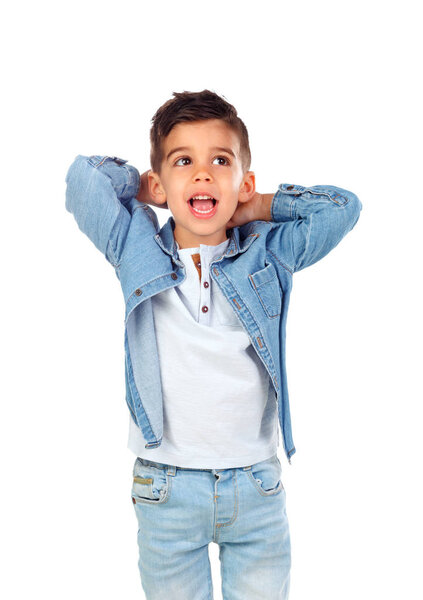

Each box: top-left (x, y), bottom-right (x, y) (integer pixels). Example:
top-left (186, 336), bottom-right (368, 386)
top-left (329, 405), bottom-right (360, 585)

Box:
top-left (1, 1), bottom-right (422, 598)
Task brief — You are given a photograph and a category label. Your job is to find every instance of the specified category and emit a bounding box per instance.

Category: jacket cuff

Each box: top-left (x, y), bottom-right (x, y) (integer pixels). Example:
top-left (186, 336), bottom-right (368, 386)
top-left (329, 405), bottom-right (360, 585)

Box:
top-left (87, 155), bottom-right (140, 201)
top-left (270, 184), bottom-right (306, 222)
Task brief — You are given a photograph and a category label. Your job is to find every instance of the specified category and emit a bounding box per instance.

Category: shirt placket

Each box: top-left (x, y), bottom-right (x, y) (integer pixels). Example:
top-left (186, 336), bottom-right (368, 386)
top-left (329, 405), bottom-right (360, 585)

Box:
top-left (193, 247), bottom-right (211, 326)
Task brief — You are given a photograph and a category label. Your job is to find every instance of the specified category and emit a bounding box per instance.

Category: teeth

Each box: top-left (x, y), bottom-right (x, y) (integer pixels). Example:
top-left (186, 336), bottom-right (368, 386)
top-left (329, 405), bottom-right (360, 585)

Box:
top-left (192, 206), bottom-right (214, 214)
top-left (191, 195), bottom-right (214, 200)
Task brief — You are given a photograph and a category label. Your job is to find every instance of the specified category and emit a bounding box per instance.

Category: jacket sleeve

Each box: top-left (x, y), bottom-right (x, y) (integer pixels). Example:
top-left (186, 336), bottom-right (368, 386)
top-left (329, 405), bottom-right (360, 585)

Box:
top-left (65, 155), bottom-right (140, 267)
top-left (266, 183), bottom-right (362, 272)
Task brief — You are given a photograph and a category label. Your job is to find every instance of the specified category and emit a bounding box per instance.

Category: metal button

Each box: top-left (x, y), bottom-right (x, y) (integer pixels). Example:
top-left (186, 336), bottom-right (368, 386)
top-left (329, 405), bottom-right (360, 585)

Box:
top-left (203, 281), bottom-right (209, 288)
top-left (202, 306), bottom-right (208, 313)
top-left (286, 185), bottom-right (294, 191)
top-left (135, 288), bottom-right (142, 296)
top-left (197, 262), bottom-right (201, 268)
top-left (171, 273), bottom-right (178, 280)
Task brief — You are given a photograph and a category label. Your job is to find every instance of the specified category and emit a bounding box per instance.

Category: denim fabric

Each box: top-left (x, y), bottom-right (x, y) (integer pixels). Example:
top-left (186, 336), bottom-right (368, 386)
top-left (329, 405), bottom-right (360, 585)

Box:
top-left (131, 454), bottom-right (290, 599)
top-left (65, 155), bottom-right (362, 464)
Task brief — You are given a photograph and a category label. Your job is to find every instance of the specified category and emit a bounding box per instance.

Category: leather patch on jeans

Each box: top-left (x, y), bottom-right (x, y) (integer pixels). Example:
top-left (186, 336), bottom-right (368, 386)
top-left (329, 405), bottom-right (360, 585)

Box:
top-left (133, 476), bottom-right (153, 484)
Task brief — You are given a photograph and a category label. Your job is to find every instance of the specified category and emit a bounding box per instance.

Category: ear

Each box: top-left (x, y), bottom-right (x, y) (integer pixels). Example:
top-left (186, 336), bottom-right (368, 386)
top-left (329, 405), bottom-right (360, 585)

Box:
top-left (148, 171), bottom-right (168, 205)
top-left (238, 171), bottom-right (256, 204)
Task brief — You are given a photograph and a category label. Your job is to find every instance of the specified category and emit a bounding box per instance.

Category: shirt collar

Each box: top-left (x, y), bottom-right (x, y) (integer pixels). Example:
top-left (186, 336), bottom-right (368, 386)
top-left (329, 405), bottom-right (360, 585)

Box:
top-left (176, 237), bottom-right (230, 260)
top-left (154, 215), bottom-right (259, 262)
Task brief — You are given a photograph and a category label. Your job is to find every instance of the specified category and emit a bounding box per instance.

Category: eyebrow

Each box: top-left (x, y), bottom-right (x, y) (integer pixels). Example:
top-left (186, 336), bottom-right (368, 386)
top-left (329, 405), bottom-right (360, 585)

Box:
top-left (166, 146), bottom-right (236, 162)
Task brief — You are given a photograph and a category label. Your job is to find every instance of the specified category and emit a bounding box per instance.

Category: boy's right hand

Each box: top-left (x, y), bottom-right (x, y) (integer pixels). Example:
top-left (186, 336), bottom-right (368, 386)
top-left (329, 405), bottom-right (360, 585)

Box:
top-left (137, 170), bottom-right (169, 210)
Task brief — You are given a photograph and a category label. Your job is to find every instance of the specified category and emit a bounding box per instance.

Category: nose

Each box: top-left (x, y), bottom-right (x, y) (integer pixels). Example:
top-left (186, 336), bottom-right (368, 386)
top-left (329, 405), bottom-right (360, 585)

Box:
top-left (193, 166), bottom-right (213, 182)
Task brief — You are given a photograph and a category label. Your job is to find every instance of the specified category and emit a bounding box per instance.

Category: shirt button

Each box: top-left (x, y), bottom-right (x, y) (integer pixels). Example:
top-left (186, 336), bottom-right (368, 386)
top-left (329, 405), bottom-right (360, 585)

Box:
top-left (171, 273), bottom-right (178, 280)
top-left (135, 288), bottom-right (142, 296)
top-left (203, 281), bottom-right (209, 288)
top-left (201, 306), bottom-right (209, 313)
top-left (197, 262), bottom-right (201, 268)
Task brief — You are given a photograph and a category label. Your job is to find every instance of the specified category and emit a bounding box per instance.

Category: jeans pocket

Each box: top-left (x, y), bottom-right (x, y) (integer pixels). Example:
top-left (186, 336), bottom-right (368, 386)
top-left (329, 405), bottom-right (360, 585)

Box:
top-left (131, 458), bottom-right (171, 505)
top-left (246, 455), bottom-right (284, 496)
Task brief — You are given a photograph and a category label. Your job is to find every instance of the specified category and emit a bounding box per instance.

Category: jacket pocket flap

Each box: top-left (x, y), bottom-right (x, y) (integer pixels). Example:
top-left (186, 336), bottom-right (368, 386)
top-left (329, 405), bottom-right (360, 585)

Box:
top-left (249, 262), bottom-right (278, 288)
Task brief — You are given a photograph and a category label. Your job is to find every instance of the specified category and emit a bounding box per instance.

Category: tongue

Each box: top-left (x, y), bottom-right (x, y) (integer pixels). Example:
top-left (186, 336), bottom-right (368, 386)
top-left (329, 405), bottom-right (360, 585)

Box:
top-left (192, 198), bottom-right (214, 211)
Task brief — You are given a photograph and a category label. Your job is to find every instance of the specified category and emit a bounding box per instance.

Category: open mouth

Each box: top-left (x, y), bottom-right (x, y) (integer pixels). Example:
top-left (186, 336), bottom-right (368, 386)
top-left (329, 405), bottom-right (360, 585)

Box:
top-left (189, 198), bottom-right (217, 210)
top-left (188, 195), bottom-right (218, 218)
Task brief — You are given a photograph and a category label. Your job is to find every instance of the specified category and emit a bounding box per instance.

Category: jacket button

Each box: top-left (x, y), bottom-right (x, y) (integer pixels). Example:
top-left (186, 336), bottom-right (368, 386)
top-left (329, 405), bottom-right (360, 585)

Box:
top-left (171, 273), bottom-right (178, 280)
top-left (135, 288), bottom-right (142, 296)
top-left (202, 306), bottom-right (208, 313)
top-left (203, 281), bottom-right (209, 288)
top-left (286, 185), bottom-right (294, 191)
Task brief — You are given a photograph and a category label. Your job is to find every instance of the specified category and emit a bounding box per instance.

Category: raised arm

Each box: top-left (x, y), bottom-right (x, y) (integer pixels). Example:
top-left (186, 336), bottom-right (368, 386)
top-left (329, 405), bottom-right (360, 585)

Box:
top-left (65, 155), bottom-right (140, 267)
top-left (262, 183), bottom-right (362, 272)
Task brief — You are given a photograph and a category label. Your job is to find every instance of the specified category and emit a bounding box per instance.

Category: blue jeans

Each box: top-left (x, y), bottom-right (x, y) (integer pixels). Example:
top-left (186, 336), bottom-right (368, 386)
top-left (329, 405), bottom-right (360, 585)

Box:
top-left (131, 453), bottom-right (291, 599)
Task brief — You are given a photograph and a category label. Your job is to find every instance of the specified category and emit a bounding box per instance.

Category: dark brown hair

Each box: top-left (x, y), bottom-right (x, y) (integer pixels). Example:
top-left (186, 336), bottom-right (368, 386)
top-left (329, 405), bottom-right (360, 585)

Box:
top-left (149, 89), bottom-right (251, 175)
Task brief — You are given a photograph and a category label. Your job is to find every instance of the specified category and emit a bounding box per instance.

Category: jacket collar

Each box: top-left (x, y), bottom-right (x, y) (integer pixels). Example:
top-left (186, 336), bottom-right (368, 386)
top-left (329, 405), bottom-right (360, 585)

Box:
top-left (154, 215), bottom-right (259, 262)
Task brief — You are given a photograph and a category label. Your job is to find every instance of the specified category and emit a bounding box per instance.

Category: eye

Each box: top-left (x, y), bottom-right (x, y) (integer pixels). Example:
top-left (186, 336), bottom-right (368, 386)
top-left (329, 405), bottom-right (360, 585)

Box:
top-left (174, 157), bottom-right (191, 166)
top-left (213, 156), bottom-right (230, 166)
top-left (174, 156), bottom-right (230, 167)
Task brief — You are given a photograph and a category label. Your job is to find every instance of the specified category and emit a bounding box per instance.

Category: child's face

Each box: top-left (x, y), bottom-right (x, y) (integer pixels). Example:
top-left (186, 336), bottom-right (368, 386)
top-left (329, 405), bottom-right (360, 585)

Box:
top-left (148, 119), bottom-right (256, 248)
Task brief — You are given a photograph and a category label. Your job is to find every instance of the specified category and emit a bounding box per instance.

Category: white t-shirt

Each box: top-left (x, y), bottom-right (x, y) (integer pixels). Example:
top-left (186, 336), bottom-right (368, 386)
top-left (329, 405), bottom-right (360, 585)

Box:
top-left (127, 237), bottom-right (279, 468)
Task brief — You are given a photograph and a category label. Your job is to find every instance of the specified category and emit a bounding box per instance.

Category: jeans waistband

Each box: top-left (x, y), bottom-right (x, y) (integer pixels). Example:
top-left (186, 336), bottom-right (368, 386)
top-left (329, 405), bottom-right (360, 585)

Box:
top-left (138, 457), bottom-right (228, 471)
top-left (136, 456), bottom-right (276, 472)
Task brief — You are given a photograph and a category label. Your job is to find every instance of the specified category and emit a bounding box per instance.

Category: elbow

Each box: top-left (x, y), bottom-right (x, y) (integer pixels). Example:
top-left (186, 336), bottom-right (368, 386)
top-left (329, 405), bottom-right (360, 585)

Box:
top-left (345, 191), bottom-right (363, 232)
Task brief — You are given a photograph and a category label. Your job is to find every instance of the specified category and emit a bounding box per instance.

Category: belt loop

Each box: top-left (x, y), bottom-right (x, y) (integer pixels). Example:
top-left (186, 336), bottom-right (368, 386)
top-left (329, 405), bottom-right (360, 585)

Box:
top-left (166, 465), bottom-right (176, 477)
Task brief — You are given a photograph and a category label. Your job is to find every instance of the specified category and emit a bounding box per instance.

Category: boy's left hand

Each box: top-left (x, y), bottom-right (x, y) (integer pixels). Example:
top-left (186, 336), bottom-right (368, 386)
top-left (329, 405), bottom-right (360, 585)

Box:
top-left (225, 192), bottom-right (272, 229)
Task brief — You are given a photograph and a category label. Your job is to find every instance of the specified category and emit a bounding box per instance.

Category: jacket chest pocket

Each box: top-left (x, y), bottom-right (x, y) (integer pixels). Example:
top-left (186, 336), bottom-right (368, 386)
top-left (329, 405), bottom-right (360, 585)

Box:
top-left (248, 261), bottom-right (282, 318)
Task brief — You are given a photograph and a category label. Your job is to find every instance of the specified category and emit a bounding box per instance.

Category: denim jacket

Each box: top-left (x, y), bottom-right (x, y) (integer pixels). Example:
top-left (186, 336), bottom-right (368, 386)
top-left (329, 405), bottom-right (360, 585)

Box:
top-left (65, 155), bottom-right (362, 464)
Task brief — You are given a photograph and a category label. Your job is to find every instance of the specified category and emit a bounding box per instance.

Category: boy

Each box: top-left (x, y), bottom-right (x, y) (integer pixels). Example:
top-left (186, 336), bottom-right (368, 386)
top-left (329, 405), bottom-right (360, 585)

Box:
top-left (65, 89), bottom-right (362, 600)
